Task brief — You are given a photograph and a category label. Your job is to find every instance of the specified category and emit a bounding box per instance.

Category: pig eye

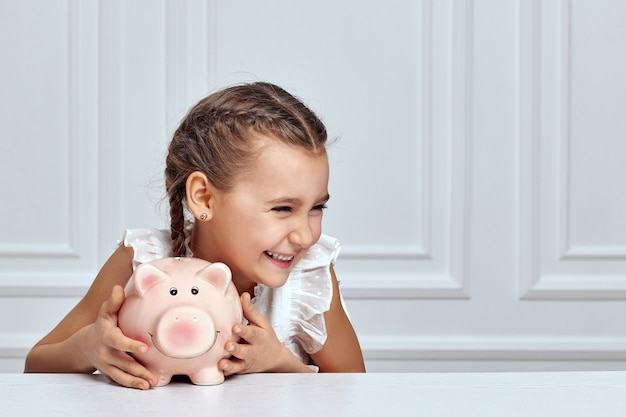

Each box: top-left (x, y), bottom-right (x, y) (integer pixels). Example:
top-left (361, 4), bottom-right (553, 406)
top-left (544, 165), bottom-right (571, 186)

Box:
top-left (169, 287), bottom-right (178, 296)
top-left (191, 286), bottom-right (199, 295)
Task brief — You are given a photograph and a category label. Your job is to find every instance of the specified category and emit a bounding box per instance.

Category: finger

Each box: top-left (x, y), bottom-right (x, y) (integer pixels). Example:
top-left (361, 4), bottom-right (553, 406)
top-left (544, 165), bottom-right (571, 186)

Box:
top-left (105, 350), bottom-right (157, 388)
top-left (100, 286), bottom-right (149, 354)
top-left (107, 365), bottom-right (152, 390)
top-left (218, 356), bottom-right (245, 376)
top-left (101, 285), bottom-right (125, 318)
top-left (107, 328), bottom-right (149, 355)
top-left (239, 292), bottom-right (268, 328)
top-left (231, 322), bottom-right (259, 346)
top-left (225, 338), bottom-right (252, 360)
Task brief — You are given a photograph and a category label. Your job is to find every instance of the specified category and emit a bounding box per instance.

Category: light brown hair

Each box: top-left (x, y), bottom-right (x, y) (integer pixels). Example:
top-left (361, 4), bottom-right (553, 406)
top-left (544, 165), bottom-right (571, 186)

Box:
top-left (165, 82), bottom-right (328, 256)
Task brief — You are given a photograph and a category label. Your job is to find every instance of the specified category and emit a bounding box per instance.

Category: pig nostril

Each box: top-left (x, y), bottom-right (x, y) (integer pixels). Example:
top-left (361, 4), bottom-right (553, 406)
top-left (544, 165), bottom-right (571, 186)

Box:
top-left (174, 316), bottom-right (180, 321)
top-left (192, 316), bottom-right (198, 321)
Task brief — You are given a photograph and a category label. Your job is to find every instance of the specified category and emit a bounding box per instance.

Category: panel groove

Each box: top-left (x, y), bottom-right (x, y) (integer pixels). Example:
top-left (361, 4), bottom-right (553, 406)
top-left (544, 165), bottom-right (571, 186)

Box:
top-left (97, 0), bottom-right (125, 264)
top-left (339, 0), bottom-right (473, 298)
top-left (518, 0), bottom-right (626, 299)
top-left (0, 0), bottom-right (83, 259)
top-left (558, 0), bottom-right (626, 261)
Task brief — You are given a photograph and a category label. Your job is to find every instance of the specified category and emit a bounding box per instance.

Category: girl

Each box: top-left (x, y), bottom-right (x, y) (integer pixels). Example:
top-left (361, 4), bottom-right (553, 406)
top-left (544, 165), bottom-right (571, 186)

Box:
top-left (24, 82), bottom-right (365, 389)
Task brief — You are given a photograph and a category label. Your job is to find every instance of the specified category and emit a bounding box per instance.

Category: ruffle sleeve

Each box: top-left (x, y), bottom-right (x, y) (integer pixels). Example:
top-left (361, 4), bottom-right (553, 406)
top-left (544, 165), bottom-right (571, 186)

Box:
top-left (253, 234), bottom-right (341, 357)
top-left (119, 228), bottom-right (173, 270)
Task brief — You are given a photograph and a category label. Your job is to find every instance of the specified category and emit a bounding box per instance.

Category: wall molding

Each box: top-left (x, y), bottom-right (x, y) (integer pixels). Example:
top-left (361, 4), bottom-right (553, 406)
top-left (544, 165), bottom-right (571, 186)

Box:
top-left (165, 0), bottom-right (214, 126)
top-left (0, 0), bottom-right (88, 259)
top-left (557, 0), bottom-right (626, 262)
top-left (520, 274), bottom-right (626, 300)
top-left (360, 334), bottom-right (626, 361)
top-left (449, 0), bottom-right (473, 300)
top-left (560, 247), bottom-right (626, 260)
top-left (340, 273), bottom-right (468, 299)
top-left (340, 0), bottom-right (473, 300)
top-left (340, 245), bottom-right (431, 260)
top-left (5, 333), bottom-right (626, 369)
top-left (97, 0), bottom-right (125, 264)
top-left (517, 0), bottom-right (626, 300)
top-left (0, 244), bottom-right (79, 259)
top-left (0, 273), bottom-right (90, 297)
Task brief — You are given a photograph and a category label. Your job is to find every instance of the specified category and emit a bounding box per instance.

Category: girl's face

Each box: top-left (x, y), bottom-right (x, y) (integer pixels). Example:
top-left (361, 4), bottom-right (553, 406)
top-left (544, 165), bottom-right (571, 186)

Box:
top-left (198, 135), bottom-right (329, 292)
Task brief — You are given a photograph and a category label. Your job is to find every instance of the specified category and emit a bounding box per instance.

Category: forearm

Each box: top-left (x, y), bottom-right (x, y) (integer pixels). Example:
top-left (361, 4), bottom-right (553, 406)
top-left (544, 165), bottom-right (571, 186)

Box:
top-left (24, 326), bottom-right (96, 374)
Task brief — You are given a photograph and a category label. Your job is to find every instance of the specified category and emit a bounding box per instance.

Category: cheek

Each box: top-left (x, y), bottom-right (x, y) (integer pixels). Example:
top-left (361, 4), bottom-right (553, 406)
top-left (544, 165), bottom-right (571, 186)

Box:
top-left (310, 217), bottom-right (323, 241)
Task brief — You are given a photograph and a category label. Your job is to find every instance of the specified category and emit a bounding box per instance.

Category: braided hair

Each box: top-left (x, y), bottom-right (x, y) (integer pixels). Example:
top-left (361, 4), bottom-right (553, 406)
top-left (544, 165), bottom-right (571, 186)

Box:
top-left (164, 82), bottom-right (328, 256)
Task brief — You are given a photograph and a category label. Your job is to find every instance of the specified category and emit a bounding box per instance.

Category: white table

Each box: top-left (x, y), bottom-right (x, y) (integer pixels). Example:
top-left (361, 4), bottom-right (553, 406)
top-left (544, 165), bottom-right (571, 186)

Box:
top-left (2, 371), bottom-right (626, 416)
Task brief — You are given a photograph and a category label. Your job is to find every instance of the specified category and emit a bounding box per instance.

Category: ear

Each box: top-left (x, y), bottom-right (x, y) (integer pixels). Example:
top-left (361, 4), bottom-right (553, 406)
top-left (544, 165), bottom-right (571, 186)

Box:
top-left (186, 171), bottom-right (216, 221)
top-left (196, 262), bottom-right (232, 295)
top-left (133, 264), bottom-right (169, 296)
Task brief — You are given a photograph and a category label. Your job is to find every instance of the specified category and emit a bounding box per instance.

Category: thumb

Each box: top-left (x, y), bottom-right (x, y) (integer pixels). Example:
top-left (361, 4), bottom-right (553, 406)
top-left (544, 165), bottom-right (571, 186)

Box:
top-left (107, 285), bottom-right (149, 354)
top-left (102, 285), bottom-right (126, 318)
top-left (240, 291), bottom-right (267, 327)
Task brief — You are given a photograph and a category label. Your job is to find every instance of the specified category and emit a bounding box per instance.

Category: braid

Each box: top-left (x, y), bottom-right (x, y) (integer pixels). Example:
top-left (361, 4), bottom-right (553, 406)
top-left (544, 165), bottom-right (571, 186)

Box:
top-left (164, 81), bottom-right (328, 256)
top-left (168, 193), bottom-right (187, 257)
top-left (165, 138), bottom-right (190, 257)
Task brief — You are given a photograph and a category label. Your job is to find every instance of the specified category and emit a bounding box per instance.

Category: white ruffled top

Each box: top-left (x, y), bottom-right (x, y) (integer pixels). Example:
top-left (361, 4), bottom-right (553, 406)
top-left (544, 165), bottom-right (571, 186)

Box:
top-left (121, 229), bottom-right (340, 366)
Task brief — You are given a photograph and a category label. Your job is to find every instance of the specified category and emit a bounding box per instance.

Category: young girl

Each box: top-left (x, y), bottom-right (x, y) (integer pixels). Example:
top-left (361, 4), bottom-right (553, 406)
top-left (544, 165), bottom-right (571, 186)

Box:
top-left (24, 82), bottom-right (366, 389)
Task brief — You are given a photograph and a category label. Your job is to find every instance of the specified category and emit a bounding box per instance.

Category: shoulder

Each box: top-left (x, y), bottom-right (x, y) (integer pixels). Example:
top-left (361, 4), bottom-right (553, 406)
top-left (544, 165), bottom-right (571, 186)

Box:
top-left (120, 228), bottom-right (172, 269)
top-left (293, 234), bottom-right (341, 272)
top-left (289, 234), bottom-right (340, 307)
top-left (289, 234), bottom-right (340, 306)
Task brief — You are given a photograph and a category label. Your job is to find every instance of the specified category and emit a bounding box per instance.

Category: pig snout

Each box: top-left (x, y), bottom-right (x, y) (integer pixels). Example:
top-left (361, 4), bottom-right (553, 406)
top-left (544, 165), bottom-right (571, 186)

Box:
top-left (151, 306), bottom-right (219, 359)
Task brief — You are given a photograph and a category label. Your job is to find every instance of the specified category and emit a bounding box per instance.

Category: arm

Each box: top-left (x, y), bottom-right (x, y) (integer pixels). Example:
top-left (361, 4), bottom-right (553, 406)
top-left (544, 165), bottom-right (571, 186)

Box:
top-left (310, 265), bottom-right (366, 372)
top-left (220, 265), bottom-right (365, 374)
top-left (24, 245), bottom-right (157, 389)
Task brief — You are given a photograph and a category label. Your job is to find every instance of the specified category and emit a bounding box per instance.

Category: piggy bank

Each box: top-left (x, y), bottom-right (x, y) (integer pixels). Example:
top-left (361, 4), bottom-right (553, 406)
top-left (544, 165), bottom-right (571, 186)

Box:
top-left (118, 257), bottom-right (243, 386)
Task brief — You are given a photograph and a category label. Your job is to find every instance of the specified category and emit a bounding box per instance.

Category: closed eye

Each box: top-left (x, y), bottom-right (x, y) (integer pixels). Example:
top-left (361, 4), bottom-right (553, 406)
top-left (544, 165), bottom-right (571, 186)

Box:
top-left (312, 204), bottom-right (327, 211)
top-left (272, 206), bottom-right (292, 213)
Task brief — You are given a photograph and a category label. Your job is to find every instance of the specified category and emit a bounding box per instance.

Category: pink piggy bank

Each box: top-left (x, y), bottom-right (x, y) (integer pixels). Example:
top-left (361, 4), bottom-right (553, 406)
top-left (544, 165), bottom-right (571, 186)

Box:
top-left (118, 257), bottom-right (243, 386)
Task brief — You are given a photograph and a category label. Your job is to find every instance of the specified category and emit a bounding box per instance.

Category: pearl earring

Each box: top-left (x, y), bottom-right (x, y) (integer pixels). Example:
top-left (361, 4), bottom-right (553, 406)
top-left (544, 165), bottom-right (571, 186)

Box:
top-left (199, 213), bottom-right (208, 221)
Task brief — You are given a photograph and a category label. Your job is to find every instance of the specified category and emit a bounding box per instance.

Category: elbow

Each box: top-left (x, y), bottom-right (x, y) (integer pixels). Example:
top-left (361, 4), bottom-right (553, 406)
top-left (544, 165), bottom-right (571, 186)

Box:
top-left (23, 348), bottom-right (39, 373)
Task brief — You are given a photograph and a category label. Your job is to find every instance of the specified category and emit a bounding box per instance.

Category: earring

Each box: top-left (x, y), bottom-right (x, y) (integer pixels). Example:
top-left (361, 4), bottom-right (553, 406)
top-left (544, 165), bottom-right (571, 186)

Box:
top-left (199, 213), bottom-right (208, 221)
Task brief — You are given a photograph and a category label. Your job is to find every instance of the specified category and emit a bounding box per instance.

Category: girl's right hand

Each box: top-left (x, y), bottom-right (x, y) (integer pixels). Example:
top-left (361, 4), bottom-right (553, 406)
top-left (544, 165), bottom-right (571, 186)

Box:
top-left (84, 285), bottom-right (156, 390)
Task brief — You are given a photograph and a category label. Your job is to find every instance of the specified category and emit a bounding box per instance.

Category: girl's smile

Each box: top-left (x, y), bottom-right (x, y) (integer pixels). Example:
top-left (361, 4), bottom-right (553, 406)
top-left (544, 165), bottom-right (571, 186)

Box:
top-left (190, 134), bottom-right (330, 293)
top-left (265, 250), bottom-right (295, 266)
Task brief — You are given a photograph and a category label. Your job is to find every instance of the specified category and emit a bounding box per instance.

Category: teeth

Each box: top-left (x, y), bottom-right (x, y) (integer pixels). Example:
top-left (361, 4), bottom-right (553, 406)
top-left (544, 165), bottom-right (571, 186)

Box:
top-left (266, 251), bottom-right (294, 262)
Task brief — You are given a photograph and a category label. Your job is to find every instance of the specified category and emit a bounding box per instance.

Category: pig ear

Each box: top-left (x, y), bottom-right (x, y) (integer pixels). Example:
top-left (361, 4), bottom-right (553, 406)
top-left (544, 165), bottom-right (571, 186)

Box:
top-left (196, 262), bottom-right (232, 295)
top-left (133, 264), bottom-right (168, 295)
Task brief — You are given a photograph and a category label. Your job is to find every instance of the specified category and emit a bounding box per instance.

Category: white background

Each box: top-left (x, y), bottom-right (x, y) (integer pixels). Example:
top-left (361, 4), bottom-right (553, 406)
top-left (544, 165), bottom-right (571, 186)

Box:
top-left (1, 0), bottom-right (626, 373)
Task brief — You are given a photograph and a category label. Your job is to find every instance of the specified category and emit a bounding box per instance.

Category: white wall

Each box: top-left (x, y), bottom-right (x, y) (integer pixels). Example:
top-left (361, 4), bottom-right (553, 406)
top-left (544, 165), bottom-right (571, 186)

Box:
top-left (2, 0), bottom-right (626, 373)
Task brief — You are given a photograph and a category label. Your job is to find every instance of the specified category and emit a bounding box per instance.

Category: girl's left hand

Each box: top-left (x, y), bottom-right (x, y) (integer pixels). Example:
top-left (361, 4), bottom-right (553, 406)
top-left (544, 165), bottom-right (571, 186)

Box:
top-left (219, 292), bottom-right (311, 375)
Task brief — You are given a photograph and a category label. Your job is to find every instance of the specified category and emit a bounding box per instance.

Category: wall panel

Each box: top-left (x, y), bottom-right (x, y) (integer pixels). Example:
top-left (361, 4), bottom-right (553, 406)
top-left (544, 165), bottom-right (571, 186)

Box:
top-left (2, 0), bottom-right (626, 373)
top-left (518, 0), bottom-right (626, 300)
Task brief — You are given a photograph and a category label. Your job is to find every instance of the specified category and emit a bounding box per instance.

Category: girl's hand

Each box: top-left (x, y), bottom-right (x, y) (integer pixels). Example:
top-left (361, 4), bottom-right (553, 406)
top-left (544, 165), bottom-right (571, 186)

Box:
top-left (219, 292), bottom-right (311, 375)
top-left (83, 285), bottom-right (156, 389)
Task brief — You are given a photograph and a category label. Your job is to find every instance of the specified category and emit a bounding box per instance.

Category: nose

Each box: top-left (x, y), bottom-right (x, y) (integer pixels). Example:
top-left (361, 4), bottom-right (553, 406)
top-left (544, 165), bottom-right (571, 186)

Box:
top-left (289, 215), bottom-right (315, 248)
